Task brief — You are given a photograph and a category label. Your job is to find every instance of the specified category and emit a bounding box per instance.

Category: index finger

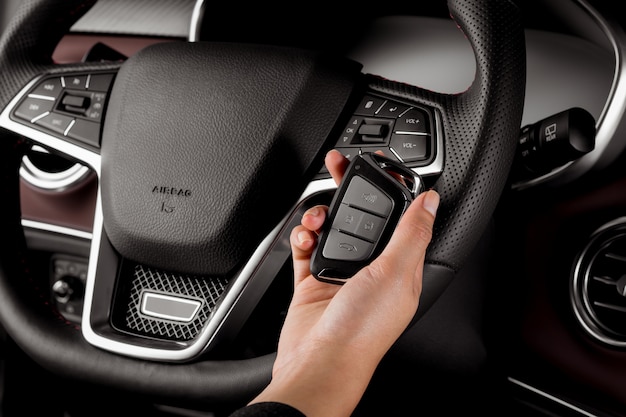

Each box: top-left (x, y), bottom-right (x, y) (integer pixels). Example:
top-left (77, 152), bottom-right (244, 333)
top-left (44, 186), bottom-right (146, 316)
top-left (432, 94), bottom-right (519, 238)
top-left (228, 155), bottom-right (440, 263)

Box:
top-left (325, 149), bottom-right (350, 186)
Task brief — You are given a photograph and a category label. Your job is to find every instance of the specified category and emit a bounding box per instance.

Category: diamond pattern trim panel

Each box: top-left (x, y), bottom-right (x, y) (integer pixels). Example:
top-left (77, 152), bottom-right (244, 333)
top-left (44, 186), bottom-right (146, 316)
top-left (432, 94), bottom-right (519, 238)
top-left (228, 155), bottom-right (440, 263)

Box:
top-left (115, 264), bottom-right (228, 342)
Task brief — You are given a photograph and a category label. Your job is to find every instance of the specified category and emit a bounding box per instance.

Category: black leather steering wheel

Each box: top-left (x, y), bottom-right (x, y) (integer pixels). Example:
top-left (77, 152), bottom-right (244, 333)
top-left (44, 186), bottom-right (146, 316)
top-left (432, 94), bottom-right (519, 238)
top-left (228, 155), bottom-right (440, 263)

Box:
top-left (0, 0), bottom-right (525, 410)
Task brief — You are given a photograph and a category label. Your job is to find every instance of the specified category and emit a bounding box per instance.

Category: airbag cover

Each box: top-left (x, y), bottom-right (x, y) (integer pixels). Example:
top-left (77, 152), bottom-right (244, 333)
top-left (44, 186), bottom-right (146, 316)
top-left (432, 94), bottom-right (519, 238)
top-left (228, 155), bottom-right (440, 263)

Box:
top-left (100, 42), bottom-right (360, 275)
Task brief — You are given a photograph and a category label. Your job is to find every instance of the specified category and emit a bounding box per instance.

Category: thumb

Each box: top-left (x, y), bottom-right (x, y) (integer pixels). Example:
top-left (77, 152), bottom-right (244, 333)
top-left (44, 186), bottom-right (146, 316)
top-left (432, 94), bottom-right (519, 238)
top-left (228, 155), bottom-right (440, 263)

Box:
top-left (374, 190), bottom-right (439, 279)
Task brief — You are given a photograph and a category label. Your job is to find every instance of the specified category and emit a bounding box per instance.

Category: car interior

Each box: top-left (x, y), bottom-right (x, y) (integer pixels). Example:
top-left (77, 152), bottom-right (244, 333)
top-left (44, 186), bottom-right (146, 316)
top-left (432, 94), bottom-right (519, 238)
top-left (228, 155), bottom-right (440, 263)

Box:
top-left (1, 0), bottom-right (626, 416)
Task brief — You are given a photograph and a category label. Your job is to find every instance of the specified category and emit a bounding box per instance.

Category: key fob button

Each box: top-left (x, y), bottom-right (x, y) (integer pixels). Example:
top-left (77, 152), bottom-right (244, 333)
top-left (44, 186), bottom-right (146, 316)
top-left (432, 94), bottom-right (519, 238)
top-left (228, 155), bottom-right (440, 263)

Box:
top-left (322, 230), bottom-right (374, 261)
top-left (332, 205), bottom-right (387, 243)
top-left (341, 175), bottom-right (393, 217)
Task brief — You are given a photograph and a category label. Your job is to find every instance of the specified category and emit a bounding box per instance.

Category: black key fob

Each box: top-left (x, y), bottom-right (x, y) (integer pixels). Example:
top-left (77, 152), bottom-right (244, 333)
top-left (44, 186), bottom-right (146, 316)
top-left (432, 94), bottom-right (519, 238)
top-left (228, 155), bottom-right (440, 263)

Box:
top-left (310, 152), bottom-right (423, 284)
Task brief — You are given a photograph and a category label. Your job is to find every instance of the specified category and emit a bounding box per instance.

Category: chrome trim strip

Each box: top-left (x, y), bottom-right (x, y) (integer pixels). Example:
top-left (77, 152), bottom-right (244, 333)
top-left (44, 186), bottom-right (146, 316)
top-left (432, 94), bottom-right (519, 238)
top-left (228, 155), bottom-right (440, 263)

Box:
top-left (28, 94), bottom-right (55, 101)
top-left (21, 219), bottom-right (93, 241)
top-left (395, 131), bottom-right (428, 136)
top-left (508, 377), bottom-right (599, 417)
top-left (188, 0), bottom-right (206, 42)
top-left (20, 148), bottom-right (91, 192)
top-left (513, 0), bottom-right (626, 190)
top-left (141, 292), bottom-right (201, 322)
top-left (30, 111), bottom-right (50, 124)
top-left (64, 119), bottom-right (76, 136)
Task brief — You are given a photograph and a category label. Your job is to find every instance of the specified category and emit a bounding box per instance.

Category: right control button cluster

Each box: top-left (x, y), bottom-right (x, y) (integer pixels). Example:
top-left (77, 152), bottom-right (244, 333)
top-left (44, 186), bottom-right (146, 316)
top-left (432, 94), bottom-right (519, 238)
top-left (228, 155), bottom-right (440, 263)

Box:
top-left (333, 93), bottom-right (436, 166)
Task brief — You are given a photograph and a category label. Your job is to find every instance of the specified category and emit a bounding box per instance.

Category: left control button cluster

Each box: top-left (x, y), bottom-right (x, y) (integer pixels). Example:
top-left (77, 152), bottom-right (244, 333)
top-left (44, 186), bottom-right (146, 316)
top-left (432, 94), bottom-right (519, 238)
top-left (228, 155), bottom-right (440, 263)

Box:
top-left (11, 72), bottom-right (116, 149)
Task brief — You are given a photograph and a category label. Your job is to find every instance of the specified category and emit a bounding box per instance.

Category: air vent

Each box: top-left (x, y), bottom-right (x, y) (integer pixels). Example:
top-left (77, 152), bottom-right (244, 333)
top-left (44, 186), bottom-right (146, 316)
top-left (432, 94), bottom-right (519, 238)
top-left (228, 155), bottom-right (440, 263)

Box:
top-left (571, 218), bottom-right (626, 347)
top-left (20, 145), bottom-right (91, 191)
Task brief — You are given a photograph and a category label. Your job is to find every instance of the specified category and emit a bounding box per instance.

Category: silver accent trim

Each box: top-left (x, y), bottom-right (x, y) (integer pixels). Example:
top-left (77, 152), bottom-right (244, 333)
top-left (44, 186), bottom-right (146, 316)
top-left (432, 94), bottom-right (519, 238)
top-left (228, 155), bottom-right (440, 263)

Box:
top-left (394, 131), bottom-right (428, 136)
top-left (412, 109), bottom-right (445, 177)
top-left (64, 119), bottom-right (76, 137)
top-left (28, 94), bottom-right (55, 101)
top-left (140, 292), bottom-right (201, 322)
top-left (508, 377), bottom-right (600, 417)
top-left (21, 219), bottom-right (93, 241)
top-left (30, 111), bottom-right (49, 123)
top-left (20, 145), bottom-right (92, 192)
top-left (188, 0), bottom-right (206, 42)
top-left (513, 0), bottom-right (626, 190)
top-left (315, 271), bottom-right (349, 284)
top-left (388, 147), bottom-right (403, 162)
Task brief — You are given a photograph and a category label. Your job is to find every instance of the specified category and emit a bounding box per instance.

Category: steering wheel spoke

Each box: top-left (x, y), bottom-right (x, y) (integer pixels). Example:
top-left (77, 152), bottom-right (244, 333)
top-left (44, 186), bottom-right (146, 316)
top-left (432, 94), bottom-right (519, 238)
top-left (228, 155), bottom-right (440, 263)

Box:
top-left (82, 178), bottom-right (336, 361)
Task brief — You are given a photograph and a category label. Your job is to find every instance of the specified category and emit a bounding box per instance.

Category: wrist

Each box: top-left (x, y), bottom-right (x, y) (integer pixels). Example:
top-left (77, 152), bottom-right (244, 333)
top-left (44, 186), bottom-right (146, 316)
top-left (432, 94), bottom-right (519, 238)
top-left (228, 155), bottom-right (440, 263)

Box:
top-left (251, 345), bottom-right (381, 417)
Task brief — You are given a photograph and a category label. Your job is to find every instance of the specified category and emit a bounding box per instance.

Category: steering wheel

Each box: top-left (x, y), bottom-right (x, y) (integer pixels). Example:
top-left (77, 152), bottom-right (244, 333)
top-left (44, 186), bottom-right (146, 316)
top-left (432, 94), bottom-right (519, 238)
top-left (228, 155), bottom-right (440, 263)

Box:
top-left (0, 0), bottom-right (525, 411)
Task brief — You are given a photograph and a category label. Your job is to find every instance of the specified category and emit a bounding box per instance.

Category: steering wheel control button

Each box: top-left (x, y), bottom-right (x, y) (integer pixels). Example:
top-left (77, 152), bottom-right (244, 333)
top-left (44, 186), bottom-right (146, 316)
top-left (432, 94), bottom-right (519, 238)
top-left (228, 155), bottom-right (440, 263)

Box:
top-left (87, 73), bottom-right (115, 91)
top-left (390, 134), bottom-right (429, 162)
top-left (358, 119), bottom-right (393, 144)
top-left (62, 94), bottom-right (88, 109)
top-left (376, 102), bottom-right (410, 119)
top-left (354, 95), bottom-right (386, 116)
top-left (34, 112), bottom-right (74, 135)
top-left (58, 91), bottom-right (107, 121)
top-left (140, 292), bottom-right (202, 323)
top-left (312, 153), bottom-right (422, 283)
top-left (394, 107), bottom-right (430, 134)
top-left (14, 97), bottom-right (55, 122)
top-left (337, 116), bottom-right (364, 145)
top-left (62, 74), bottom-right (88, 90)
top-left (358, 122), bottom-right (387, 138)
top-left (30, 77), bottom-right (63, 99)
top-left (66, 119), bottom-right (101, 147)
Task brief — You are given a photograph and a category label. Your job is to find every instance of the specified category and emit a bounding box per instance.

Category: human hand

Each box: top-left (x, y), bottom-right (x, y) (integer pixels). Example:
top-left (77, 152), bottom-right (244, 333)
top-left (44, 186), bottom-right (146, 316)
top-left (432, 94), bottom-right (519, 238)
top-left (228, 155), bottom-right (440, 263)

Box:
top-left (250, 149), bottom-right (439, 417)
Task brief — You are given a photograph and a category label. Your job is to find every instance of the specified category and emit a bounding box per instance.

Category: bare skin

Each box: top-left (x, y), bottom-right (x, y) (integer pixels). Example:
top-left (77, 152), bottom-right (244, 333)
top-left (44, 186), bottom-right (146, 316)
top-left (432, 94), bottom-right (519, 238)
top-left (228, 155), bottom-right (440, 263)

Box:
top-left (250, 149), bottom-right (439, 417)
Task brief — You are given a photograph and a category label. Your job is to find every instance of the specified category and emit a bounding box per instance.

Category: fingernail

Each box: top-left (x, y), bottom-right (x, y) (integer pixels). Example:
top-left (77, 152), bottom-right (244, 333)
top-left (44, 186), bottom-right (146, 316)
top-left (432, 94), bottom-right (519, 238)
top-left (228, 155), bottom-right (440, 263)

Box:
top-left (298, 231), bottom-right (313, 245)
top-left (304, 207), bottom-right (320, 218)
top-left (422, 190), bottom-right (440, 217)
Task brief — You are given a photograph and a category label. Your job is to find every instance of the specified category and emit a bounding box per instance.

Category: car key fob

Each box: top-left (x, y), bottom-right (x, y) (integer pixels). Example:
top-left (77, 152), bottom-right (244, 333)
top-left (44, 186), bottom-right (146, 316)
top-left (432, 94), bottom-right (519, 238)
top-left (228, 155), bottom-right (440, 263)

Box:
top-left (310, 152), bottom-right (423, 284)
